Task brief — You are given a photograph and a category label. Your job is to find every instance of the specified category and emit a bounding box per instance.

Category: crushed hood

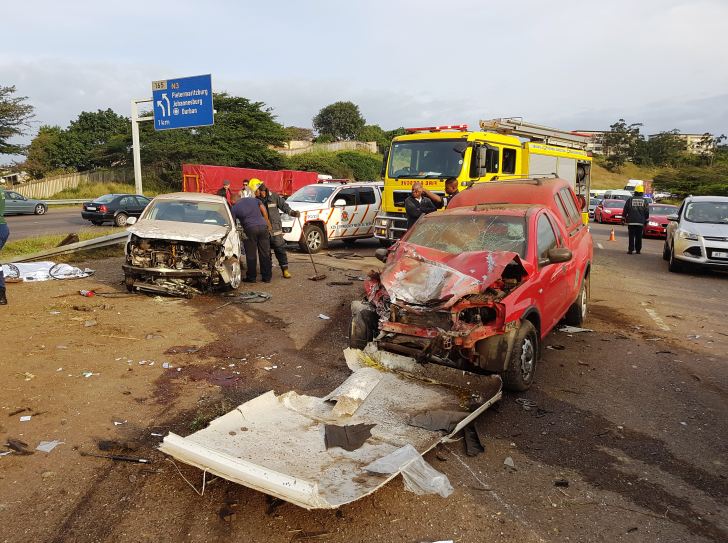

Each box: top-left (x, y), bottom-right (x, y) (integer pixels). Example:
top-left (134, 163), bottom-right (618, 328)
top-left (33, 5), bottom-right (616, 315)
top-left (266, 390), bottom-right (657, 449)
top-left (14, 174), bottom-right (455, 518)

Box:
top-left (380, 242), bottom-right (524, 308)
top-left (128, 219), bottom-right (229, 243)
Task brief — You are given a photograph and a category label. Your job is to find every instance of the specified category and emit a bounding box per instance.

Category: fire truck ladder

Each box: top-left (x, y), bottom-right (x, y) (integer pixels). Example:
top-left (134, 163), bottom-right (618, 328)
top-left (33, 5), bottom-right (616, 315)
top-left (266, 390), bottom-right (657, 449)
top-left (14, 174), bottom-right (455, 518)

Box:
top-left (479, 118), bottom-right (590, 151)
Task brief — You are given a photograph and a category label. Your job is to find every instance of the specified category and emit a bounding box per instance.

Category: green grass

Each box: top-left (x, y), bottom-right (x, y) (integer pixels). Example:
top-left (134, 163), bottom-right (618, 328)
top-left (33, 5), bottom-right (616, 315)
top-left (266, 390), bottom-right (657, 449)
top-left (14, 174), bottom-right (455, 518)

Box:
top-left (2, 228), bottom-right (119, 259)
top-left (591, 161), bottom-right (661, 190)
top-left (52, 181), bottom-right (163, 200)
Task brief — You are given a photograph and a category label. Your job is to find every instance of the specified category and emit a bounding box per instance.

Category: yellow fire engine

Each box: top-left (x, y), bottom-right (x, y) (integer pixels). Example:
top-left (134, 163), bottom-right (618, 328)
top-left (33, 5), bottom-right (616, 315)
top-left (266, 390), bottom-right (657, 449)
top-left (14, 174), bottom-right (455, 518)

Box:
top-left (374, 118), bottom-right (593, 243)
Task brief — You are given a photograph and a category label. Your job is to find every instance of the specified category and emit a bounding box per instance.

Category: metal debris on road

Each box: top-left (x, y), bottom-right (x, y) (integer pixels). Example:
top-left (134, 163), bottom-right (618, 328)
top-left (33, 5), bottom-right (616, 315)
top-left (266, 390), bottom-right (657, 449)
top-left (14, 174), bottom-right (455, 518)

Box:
top-left (503, 456), bottom-right (515, 468)
top-left (318, 314), bottom-right (331, 320)
top-left (324, 423), bottom-right (375, 452)
top-left (559, 325), bottom-right (593, 333)
top-left (19, 415), bottom-right (32, 422)
top-left (80, 451), bottom-right (151, 463)
top-left (5, 439), bottom-right (34, 455)
top-left (327, 281), bottom-right (354, 286)
top-left (546, 344), bottom-right (565, 351)
top-left (36, 440), bottom-right (64, 453)
top-left (554, 478), bottom-right (570, 487)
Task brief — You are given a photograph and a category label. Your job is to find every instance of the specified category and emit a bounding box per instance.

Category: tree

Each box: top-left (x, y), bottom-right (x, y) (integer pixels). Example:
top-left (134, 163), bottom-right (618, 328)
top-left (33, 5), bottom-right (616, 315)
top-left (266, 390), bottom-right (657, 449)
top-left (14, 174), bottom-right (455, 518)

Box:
top-left (283, 126), bottom-right (314, 141)
top-left (66, 109), bottom-right (130, 170)
top-left (24, 125), bottom-right (65, 178)
top-left (356, 125), bottom-right (389, 152)
top-left (313, 101), bottom-right (365, 141)
top-left (654, 163), bottom-right (728, 197)
top-left (601, 119), bottom-right (642, 171)
top-left (697, 133), bottom-right (726, 166)
top-left (646, 130), bottom-right (686, 167)
top-left (0, 85), bottom-right (34, 155)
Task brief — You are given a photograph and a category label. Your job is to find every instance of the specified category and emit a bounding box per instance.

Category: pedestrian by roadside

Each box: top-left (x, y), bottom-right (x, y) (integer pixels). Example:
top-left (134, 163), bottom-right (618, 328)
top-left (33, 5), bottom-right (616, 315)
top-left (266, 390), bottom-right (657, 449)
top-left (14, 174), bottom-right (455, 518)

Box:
top-left (423, 177), bottom-right (460, 209)
top-left (256, 184), bottom-right (300, 278)
top-left (239, 179), bottom-right (254, 199)
top-left (217, 180), bottom-right (233, 207)
top-left (231, 193), bottom-right (273, 283)
top-left (623, 185), bottom-right (649, 255)
top-left (0, 189), bottom-right (9, 305)
top-left (404, 181), bottom-right (437, 229)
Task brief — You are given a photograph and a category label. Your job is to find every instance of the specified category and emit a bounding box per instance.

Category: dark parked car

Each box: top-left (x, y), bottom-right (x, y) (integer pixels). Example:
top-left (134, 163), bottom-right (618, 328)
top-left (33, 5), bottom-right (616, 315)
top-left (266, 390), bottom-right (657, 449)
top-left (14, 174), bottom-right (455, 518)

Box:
top-left (2, 190), bottom-right (48, 215)
top-left (82, 194), bottom-right (151, 226)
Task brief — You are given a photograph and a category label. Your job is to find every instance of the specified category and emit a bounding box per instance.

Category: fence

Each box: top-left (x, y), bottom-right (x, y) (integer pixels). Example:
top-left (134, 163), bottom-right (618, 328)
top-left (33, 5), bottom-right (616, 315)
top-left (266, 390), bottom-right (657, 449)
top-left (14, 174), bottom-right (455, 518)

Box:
top-left (14, 169), bottom-right (134, 199)
top-left (276, 141), bottom-right (378, 157)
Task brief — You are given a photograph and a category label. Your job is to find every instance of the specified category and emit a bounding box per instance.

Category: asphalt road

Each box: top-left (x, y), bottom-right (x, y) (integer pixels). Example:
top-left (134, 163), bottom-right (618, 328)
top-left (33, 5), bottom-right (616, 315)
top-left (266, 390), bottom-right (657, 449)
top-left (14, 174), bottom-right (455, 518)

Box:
top-left (3, 206), bottom-right (96, 241)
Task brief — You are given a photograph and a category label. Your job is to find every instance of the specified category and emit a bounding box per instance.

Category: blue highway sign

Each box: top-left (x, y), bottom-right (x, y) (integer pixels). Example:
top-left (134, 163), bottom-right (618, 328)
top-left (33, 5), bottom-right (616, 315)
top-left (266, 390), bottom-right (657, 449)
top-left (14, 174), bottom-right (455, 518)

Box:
top-left (152, 74), bottom-right (214, 131)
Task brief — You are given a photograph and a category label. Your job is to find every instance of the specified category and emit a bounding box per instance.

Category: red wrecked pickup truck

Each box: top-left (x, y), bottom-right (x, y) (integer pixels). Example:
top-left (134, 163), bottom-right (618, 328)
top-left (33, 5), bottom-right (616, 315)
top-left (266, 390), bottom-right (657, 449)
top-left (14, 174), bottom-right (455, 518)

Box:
top-left (350, 177), bottom-right (593, 391)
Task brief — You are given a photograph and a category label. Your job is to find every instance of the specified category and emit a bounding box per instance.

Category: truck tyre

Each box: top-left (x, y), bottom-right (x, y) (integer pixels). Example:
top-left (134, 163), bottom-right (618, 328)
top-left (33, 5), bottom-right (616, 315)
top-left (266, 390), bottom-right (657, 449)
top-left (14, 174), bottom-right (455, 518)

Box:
top-left (503, 320), bottom-right (539, 392)
top-left (114, 212), bottom-right (128, 227)
top-left (563, 275), bottom-right (589, 327)
top-left (299, 224), bottom-right (325, 253)
top-left (378, 238), bottom-right (394, 248)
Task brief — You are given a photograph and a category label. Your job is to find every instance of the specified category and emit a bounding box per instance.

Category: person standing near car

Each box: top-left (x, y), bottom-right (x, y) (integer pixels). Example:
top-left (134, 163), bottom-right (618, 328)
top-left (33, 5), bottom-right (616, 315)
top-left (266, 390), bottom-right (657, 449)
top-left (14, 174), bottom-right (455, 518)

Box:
top-left (423, 177), bottom-right (460, 209)
top-left (404, 182), bottom-right (437, 229)
top-left (256, 184), bottom-right (300, 279)
top-left (623, 185), bottom-right (649, 254)
top-left (217, 180), bottom-right (233, 207)
top-left (231, 193), bottom-right (273, 283)
top-left (239, 179), bottom-right (254, 199)
top-left (0, 189), bottom-right (9, 305)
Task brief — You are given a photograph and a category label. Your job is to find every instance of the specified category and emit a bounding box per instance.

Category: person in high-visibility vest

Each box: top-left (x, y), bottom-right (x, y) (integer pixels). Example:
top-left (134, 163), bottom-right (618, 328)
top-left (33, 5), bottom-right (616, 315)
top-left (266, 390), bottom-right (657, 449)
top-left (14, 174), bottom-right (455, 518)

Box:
top-left (623, 185), bottom-right (650, 255)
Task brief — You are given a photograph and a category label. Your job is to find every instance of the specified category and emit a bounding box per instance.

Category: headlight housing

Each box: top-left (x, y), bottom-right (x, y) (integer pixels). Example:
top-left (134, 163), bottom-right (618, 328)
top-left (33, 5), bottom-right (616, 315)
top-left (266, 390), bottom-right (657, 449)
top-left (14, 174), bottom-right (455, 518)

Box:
top-left (678, 229), bottom-right (699, 241)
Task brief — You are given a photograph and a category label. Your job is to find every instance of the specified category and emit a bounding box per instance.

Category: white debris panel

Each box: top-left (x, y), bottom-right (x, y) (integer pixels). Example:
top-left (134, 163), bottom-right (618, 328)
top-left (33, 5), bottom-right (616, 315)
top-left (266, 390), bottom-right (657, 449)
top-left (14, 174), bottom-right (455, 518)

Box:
top-left (1, 261), bottom-right (94, 281)
top-left (160, 347), bottom-right (502, 509)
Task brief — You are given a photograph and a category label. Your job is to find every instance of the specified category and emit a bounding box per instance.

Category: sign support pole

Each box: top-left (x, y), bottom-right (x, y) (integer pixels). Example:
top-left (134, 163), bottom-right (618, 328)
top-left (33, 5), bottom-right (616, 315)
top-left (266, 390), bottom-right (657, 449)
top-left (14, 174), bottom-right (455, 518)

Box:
top-left (131, 98), bottom-right (153, 195)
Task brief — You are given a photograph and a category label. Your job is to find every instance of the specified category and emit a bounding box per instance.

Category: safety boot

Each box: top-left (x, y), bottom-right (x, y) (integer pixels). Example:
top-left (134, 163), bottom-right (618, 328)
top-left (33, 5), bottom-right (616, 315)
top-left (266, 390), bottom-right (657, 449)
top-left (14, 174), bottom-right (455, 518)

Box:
top-left (0, 287), bottom-right (7, 305)
top-left (282, 268), bottom-right (292, 279)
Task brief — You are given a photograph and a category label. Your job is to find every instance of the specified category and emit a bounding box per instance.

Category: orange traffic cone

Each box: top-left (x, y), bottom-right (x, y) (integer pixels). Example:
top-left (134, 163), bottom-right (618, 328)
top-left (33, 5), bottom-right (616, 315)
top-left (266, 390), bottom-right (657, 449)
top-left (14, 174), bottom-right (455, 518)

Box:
top-left (608, 227), bottom-right (616, 242)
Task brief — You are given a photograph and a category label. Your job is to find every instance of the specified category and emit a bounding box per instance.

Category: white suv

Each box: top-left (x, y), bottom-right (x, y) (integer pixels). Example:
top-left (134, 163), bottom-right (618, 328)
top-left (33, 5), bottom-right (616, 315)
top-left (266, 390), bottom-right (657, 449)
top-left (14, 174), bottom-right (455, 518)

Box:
top-left (664, 196), bottom-right (728, 272)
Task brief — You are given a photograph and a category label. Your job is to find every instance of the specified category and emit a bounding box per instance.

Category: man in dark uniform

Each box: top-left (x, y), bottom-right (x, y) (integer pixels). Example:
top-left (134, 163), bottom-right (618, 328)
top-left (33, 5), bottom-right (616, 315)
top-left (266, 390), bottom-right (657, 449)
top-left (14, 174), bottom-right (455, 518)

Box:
top-left (256, 184), bottom-right (300, 278)
top-left (404, 182), bottom-right (437, 229)
top-left (0, 189), bottom-right (9, 305)
top-left (231, 193), bottom-right (273, 283)
top-left (424, 177), bottom-right (460, 209)
top-left (216, 180), bottom-right (233, 207)
top-left (623, 185), bottom-right (649, 255)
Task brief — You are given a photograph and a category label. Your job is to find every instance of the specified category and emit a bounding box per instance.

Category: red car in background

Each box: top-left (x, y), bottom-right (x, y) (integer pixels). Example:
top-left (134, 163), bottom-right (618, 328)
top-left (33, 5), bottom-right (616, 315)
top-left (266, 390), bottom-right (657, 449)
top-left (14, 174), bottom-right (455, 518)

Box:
top-left (644, 203), bottom-right (678, 238)
top-left (594, 199), bottom-right (625, 224)
top-left (350, 178), bottom-right (593, 392)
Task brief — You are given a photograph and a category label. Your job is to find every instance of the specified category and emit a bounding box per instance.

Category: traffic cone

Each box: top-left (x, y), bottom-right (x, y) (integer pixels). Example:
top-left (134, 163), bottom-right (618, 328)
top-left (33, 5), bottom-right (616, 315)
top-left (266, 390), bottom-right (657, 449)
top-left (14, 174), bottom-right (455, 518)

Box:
top-left (608, 227), bottom-right (616, 242)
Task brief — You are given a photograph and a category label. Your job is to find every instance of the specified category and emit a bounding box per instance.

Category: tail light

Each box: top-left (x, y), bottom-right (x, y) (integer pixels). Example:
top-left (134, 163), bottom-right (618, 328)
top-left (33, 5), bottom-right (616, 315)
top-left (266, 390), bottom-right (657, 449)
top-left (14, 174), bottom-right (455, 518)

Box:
top-left (99, 205), bottom-right (108, 213)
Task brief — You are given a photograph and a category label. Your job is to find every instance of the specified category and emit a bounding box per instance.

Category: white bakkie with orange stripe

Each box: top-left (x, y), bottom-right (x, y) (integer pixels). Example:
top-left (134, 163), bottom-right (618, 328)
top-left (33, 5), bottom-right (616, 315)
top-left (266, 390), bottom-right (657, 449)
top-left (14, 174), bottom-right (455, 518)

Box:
top-left (280, 181), bottom-right (384, 253)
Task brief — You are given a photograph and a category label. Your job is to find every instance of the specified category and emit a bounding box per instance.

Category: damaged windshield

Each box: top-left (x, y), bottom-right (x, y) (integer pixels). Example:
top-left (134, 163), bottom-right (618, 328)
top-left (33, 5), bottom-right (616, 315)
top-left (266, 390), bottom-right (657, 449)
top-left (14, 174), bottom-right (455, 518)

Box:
top-left (142, 200), bottom-right (230, 226)
top-left (288, 185), bottom-right (337, 204)
top-left (388, 140), bottom-right (467, 179)
top-left (406, 214), bottom-right (526, 257)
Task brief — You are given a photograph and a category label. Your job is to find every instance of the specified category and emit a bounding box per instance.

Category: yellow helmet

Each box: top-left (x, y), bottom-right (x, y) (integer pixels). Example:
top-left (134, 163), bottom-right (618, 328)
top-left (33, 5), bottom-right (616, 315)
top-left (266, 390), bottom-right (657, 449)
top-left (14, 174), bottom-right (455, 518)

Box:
top-left (248, 178), bottom-right (262, 191)
top-left (634, 185), bottom-right (644, 193)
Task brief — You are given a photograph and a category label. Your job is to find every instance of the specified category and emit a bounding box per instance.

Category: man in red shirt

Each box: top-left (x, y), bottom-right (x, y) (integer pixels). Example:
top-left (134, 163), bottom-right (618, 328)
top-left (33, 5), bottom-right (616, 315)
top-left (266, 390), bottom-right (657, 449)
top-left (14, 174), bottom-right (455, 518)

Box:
top-left (216, 180), bottom-right (233, 206)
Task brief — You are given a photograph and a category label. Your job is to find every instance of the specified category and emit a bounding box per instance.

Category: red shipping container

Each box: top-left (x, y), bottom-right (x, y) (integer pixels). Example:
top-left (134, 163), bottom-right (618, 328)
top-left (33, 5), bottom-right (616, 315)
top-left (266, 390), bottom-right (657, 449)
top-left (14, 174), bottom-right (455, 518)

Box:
top-left (182, 164), bottom-right (320, 197)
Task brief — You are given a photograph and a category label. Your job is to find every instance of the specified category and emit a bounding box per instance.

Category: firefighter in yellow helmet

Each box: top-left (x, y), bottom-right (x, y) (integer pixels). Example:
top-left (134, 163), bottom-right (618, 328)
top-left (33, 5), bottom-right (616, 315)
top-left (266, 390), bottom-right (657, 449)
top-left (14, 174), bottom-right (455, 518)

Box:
top-left (623, 185), bottom-right (649, 254)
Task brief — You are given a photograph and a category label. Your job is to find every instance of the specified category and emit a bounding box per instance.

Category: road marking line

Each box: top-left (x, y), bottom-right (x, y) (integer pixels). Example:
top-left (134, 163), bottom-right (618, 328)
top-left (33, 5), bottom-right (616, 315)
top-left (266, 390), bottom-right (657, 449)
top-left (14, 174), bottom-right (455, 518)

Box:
top-left (641, 302), bottom-right (671, 331)
top-left (597, 242), bottom-right (604, 249)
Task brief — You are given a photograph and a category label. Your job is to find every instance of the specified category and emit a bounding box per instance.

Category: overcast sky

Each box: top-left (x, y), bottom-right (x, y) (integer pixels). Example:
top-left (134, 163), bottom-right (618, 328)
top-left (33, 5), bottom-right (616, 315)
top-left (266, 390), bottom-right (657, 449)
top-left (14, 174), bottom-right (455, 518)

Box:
top-left (2, 0), bottom-right (728, 160)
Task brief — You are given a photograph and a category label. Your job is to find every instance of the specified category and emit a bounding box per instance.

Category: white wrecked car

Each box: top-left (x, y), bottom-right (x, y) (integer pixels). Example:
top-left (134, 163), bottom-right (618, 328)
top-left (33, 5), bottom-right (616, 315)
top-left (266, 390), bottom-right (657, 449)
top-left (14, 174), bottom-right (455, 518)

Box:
top-left (122, 192), bottom-right (242, 296)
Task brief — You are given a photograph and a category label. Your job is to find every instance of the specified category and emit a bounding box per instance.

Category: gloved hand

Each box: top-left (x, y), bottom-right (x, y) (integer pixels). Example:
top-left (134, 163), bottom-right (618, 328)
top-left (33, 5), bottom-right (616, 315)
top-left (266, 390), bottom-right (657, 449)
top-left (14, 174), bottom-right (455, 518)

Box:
top-left (289, 210), bottom-right (300, 217)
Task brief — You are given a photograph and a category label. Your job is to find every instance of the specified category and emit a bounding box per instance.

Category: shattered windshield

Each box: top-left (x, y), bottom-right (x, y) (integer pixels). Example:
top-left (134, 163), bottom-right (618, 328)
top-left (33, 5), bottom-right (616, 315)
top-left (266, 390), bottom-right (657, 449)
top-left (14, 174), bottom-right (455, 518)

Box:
top-left (405, 214), bottom-right (526, 257)
top-left (288, 185), bottom-right (337, 204)
top-left (143, 200), bottom-right (230, 226)
top-left (388, 140), bottom-right (466, 179)
top-left (684, 201), bottom-right (728, 224)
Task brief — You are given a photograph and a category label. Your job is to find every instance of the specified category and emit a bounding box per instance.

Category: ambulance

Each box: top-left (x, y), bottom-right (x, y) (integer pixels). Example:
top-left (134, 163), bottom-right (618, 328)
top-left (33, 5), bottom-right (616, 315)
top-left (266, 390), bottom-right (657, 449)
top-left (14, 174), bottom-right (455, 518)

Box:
top-left (280, 181), bottom-right (384, 253)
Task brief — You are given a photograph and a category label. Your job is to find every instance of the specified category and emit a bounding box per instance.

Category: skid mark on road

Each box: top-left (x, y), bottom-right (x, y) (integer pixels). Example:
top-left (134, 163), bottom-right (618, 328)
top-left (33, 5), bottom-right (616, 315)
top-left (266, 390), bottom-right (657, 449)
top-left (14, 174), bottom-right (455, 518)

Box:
top-left (641, 302), bottom-right (671, 331)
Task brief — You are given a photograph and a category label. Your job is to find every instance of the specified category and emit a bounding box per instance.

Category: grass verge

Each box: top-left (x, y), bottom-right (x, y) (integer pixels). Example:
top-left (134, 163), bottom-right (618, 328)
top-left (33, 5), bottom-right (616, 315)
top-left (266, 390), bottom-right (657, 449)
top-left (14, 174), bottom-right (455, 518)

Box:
top-left (52, 181), bottom-right (163, 200)
top-left (591, 161), bottom-right (661, 190)
top-left (2, 229), bottom-right (121, 261)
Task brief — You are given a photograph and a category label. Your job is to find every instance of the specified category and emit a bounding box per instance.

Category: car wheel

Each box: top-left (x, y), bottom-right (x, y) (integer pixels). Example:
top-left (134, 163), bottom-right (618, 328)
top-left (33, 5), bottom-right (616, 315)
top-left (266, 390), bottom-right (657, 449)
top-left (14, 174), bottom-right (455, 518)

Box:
top-left (299, 224), bottom-right (325, 253)
top-left (34, 204), bottom-right (47, 215)
top-left (225, 258), bottom-right (242, 290)
top-left (349, 301), bottom-right (377, 349)
top-left (668, 244), bottom-right (685, 273)
top-left (124, 274), bottom-right (135, 293)
top-left (662, 241), bottom-right (670, 261)
top-left (114, 213), bottom-right (128, 227)
top-left (91, 220), bottom-right (103, 226)
top-left (503, 320), bottom-right (539, 392)
top-left (564, 275), bottom-right (589, 327)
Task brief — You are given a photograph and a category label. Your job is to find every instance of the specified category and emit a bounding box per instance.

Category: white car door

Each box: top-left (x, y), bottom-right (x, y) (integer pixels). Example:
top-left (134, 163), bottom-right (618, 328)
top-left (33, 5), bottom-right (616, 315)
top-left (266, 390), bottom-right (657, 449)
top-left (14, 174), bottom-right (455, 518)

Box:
top-left (328, 187), bottom-right (358, 241)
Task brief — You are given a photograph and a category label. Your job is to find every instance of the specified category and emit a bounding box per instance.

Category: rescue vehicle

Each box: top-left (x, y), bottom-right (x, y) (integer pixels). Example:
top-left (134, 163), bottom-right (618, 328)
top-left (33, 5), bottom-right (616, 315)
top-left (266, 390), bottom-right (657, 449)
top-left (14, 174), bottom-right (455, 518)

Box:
top-left (374, 118), bottom-right (593, 244)
top-left (280, 181), bottom-right (384, 253)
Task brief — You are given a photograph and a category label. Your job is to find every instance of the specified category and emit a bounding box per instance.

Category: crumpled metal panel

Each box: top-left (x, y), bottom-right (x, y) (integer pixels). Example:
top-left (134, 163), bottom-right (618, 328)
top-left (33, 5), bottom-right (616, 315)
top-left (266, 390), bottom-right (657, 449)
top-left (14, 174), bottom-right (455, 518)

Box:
top-left (128, 219), bottom-right (229, 244)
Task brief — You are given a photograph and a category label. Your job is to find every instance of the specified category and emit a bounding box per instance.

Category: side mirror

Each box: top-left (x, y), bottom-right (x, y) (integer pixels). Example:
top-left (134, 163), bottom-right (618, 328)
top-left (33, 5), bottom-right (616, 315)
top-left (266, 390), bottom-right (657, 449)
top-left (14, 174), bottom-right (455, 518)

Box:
top-left (380, 149), bottom-right (389, 178)
top-left (667, 214), bottom-right (678, 222)
top-left (333, 199), bottom-right (347, 207)
top-left (374, 248), bottom-right (389, 263)
top-left (470, 145), bottom-right (488, 178)
top-left (125, 216), bottom-right (138, 226)
top-left (547, 247), bottom-right (572, 264)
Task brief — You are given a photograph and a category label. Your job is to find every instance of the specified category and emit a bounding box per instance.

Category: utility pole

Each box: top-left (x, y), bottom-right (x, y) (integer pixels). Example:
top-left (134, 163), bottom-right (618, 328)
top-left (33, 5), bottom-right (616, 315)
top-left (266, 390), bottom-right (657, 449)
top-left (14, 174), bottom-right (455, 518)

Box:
top-left (131, 98), bottom-right (153, 195)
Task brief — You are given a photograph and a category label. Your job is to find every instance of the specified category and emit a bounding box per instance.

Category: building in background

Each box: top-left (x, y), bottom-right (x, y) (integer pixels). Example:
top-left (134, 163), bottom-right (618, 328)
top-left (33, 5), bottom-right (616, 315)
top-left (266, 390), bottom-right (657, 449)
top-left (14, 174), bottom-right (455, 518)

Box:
top-left (574, 130), bottom-right (608, 155)
top-left (647, 133), bottom-right (713, 155)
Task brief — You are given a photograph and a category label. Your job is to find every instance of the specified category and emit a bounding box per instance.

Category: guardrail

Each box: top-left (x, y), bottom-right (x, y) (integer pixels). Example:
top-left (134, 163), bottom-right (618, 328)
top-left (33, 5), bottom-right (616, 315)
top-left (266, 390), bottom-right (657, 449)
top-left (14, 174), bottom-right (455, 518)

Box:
top-left (45, 199), bottom-right (87, 206)
top-left (0, 232), bottom-right (128, 264)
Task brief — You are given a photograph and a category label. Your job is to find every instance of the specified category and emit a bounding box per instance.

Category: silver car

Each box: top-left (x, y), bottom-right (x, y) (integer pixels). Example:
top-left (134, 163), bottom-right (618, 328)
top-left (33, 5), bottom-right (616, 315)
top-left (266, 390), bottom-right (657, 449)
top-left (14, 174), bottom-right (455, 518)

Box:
top-left (2, 190), bottom-right (47, 215)
top-left (664, 196), bottom-right (728, 272)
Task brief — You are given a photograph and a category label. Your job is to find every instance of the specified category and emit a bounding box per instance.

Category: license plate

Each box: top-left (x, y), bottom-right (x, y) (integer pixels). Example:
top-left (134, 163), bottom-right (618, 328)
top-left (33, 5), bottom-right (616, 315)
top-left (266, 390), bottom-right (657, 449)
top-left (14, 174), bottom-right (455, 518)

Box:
top-left (713, 251), bottom-right (728, 259)
top-left (614, 215), bottom-right (622, 219)
top-left (86, 206), bottom-right (96, 211)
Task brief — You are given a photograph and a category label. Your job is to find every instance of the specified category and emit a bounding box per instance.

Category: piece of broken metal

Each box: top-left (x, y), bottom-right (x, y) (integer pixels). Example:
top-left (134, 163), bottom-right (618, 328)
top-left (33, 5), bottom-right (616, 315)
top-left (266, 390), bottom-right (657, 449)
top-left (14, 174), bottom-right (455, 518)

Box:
top-left (324, 423), bottom-right (375, 452)
top-left (80, 451), bottom-right (151, 463)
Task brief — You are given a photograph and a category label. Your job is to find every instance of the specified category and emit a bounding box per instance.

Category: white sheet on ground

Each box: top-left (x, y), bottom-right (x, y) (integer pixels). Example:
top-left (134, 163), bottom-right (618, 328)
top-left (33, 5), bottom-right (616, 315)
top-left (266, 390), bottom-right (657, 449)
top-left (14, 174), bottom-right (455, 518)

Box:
top-left (1, 261), bottom-right (94, 281)
top-left (159, 347), bottom-right (502, 509)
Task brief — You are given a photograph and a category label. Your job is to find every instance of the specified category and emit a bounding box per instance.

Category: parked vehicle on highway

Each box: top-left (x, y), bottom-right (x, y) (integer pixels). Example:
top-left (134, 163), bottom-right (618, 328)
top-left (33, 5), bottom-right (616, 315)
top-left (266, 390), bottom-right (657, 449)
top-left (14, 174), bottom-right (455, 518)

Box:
top-left (122, 192), bottom-right (242, 296)
top-left (82, 194), bottom-right (150, 227)
top-left (663, 196), bottom-right (728, 273)
top-left (1, 190), bottom-right (47, 215)
top-left (594, 199), bottom-right (625, 224)
top-left (644, 204), bottom-right (678, 238)
top-left (351, 178), bottom-right (593, 391)
top-left (588, 197), bottom-right (599, 218)
top-left (280, 181), bottom-right (384, 253)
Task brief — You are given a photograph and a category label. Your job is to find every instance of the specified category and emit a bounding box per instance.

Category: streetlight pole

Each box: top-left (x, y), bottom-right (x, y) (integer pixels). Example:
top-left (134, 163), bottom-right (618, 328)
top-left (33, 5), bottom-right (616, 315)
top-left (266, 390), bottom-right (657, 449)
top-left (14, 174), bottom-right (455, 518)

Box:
top-left (131, 98), bottom-right (153, 195)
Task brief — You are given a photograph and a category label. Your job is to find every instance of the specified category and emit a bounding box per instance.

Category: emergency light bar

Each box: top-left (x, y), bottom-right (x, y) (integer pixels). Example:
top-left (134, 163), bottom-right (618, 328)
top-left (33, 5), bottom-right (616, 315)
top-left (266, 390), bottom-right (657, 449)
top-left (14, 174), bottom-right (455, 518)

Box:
top-left (404, 124), bottom-right (469, 133)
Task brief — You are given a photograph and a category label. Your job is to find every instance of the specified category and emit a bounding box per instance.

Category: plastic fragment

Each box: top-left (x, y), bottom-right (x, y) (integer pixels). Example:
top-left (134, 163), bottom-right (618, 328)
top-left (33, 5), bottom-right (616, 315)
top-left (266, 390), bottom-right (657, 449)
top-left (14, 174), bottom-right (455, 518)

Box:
top-left (36, 440), bottom-right (64, 453)
top-left (365, 444), bottom-right (453, 498)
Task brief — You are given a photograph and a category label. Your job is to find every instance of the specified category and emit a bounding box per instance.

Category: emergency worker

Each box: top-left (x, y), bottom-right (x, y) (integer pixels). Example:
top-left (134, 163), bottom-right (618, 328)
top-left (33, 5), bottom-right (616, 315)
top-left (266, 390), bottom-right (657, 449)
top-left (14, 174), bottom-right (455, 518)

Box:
top-left (0, 189), bottom-right (9, 305)
top-left (231, 193), bottom-right (273, 283)
top-left (217, 180), bottom-right (233, 206)
top-left (404, 182), bottom-right (437, 229)
top-left (256, 184), bottom-right (300, 279)
top-left (623, 185), bottom-right (649, 255)
top-left (239, 179), bottom-right (254, 199)
top-left (424, 177), bottom-right (460, 209)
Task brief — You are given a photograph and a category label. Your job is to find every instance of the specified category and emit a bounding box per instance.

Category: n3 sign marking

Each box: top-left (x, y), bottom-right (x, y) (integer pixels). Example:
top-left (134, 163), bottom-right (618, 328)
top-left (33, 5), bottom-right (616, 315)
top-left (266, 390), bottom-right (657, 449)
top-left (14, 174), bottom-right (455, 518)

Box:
top-left (151, 74), bottom-right (214, 131)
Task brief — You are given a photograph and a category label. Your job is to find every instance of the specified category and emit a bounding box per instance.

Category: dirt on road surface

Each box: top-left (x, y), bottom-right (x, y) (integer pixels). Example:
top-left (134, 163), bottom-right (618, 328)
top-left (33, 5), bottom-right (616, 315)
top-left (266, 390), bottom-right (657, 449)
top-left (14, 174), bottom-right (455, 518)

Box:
top-left (1, 236), bottom-right (726, 543)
